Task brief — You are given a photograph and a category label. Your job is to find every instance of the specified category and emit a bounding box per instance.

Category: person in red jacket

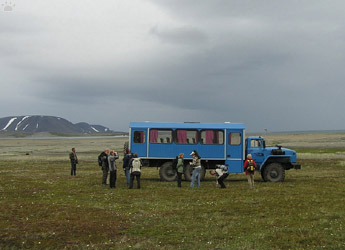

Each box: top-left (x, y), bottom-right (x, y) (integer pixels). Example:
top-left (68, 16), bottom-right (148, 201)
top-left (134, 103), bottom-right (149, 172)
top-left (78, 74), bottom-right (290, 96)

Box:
top-left (243, 154), bottom-right (257, 189)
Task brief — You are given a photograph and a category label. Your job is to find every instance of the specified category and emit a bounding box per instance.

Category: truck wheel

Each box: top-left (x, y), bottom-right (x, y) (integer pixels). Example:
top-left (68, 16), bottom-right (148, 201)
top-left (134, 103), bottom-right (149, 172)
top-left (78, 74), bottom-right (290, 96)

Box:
top-left (159, 162), bottom-right (177, 182)
top-left (184, 164), bottom-right (193, 181)
top-left (264, 163), bottom-right (285, 182)
top-left (261, 169), bottom-right (268, 182)
top-left (200, 166), bottom-right (206, 181)
top-left (184, 165), bottom-right (205, 181)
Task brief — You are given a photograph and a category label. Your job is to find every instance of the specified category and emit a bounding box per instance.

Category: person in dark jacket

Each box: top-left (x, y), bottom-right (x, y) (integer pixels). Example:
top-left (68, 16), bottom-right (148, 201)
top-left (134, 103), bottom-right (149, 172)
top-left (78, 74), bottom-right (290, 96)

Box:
top-left (101, 149), bottom-right (110, 185)
top-left (123, 149), bottom-right (133, 186)
top-left (69, 148), bottom-right (78, 176)
top-left (108, 150), bottom-right (119, 188)
top-left (176, 153), bottom-right (184, 188)
top-left (128, 153), bottom-right (143, 189)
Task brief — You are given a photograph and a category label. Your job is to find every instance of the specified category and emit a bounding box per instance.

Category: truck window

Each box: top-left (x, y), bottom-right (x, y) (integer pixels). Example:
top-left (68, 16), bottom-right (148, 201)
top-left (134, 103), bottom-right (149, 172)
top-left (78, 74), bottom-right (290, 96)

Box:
top-left (200, 130), bottom-right (224, 144)
top-left (149, 129), bottom-right (172, 144)
top-left (133, 131), bottom-right (145, 144)
top-left (228, 133), bottom-right (241, 145)
top-left (250, 139), bottom-right (262, 147)
top-left (176, 129), bottom-right (198, 144)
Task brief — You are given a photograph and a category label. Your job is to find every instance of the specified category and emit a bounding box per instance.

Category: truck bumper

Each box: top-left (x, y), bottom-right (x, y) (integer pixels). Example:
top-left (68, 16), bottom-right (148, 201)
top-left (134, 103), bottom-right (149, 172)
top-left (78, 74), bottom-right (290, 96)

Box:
top-left (292, 163), bottom-right (301, 169)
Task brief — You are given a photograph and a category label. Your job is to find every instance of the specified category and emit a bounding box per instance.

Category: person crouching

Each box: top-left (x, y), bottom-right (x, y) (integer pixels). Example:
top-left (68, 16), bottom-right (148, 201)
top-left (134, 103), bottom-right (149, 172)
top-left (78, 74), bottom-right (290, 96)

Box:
top-left (210, 165), bottom-right (229, 188)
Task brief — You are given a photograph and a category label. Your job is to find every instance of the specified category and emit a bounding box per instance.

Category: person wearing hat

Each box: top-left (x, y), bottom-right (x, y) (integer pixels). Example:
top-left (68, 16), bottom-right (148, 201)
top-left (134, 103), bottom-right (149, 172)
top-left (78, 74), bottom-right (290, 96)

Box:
top-left (243, 154), bottom-right (257, 189)
top-left (190, 150), bottom-right (201, 188)
top-left (210, 164), bottom-right (229, 188)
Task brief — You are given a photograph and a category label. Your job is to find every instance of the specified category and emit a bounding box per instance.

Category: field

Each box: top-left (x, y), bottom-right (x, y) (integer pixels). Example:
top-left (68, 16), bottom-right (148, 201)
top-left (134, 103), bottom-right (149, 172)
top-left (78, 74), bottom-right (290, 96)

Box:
top-left (0, 133), bottom-right (345, 249)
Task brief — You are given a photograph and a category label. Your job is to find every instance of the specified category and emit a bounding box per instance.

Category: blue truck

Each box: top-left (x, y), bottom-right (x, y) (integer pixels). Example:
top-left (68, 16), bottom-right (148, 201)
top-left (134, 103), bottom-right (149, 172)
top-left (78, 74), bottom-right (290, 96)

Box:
top-left (128, 122), bottom-right (301, 182)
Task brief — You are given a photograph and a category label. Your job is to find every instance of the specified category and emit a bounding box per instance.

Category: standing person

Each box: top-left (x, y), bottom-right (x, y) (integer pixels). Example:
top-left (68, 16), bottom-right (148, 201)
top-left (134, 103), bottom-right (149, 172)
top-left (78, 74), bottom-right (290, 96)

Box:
top-left (190, 150), bottom-right (201, 188)
top-left (100, 149), bottom-right (110, 185)
top-left (123, 149), bottom-right (133, 187)
top-left (176, 153), bottom-right (184, 188)
top-left (243, 154), bottom-right (258, 189)
top-left (108, 150), bottom-right (119, 188)
top-left (129, 153), bottom-right (143, 189)
top-left (69, 148), bottom-right (78, 176)
top-left (210, 165), bottom-right (229, 188)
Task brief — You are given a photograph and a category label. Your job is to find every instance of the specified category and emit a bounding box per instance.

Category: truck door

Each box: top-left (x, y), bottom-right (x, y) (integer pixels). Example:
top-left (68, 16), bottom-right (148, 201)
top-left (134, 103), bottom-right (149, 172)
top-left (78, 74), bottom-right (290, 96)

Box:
top-left (131, 129), bottom-right (147, 158)
top-left (225, 130), bottom-right (243, 173)
top-left (246, 138), bottom-right (265, 168)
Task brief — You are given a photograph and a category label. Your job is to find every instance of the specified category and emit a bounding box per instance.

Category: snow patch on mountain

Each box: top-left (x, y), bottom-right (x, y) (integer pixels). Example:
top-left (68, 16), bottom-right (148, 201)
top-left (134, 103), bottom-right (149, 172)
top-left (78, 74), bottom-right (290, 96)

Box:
top-left (0, 115), bottom-right (115, 134)
top-left (23, 124), bottom-right (29, 131)
top-left (2, 117), bottom-right (18, 131)
top-left (15, 116), bottom-right (30, 131)
top-left (91, 126), bottom-right (99, 132)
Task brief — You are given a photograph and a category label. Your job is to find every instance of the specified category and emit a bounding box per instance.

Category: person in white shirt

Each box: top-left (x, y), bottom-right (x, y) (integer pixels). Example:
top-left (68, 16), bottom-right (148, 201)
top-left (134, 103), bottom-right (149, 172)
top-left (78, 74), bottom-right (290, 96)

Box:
top-left (210, 165), bottom-right (229, 188)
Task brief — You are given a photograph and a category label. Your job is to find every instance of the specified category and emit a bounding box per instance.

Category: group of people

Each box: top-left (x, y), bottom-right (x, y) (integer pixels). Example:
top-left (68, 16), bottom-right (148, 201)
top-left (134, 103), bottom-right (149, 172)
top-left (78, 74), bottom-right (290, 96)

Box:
top-left (176, 150), bottom-right (230, 189)
top-left (99, 149), bottom-right (143, 189)
top-left (69, 148), bottom-right (258, 189)
top-left (175, 150), bottom-right (258, 189)
top-left (68, 147), bottom-right (142, 189)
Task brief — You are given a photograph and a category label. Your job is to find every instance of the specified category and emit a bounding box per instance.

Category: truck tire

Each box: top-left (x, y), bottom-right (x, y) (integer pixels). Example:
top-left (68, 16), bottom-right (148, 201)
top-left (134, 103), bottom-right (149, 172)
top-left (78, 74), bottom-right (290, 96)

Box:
top-left (261, 169), bottom-right (268, 182)
top-left (184, 165), bottom-right (206, 181)
top-left (264, 163), bottom-right (285, 182)
top-left (159, 161), bottom-right (177, 182)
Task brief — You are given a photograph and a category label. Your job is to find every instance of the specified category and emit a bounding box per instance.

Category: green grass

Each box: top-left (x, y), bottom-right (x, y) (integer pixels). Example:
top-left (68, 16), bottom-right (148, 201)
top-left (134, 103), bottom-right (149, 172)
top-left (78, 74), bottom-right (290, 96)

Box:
top-left (1, 136), bottom-right (345, 249)
top-left (294, 147), bottom-right (345, 154)
top-left (1, 158), bottom-right (344, 249)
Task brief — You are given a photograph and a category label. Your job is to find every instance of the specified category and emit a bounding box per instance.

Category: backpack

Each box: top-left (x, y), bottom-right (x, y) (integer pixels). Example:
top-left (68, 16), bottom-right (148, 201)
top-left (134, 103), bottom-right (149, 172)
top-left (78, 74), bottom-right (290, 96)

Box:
top-left (98, 152), bottom-right (105, 166)
top-left (123, 153), bottom-right (133, 169)
top-left (218, 164), bottom-right (228, 172)
top-left (131, 158), bottom-right (142, 173)
top-left (247, 160), bottom-right (255, 172)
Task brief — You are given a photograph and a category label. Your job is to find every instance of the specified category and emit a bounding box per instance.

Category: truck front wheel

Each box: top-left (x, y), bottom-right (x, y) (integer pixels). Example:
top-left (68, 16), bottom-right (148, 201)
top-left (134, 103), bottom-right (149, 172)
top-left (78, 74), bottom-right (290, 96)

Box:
top-left (159, 161), bottom-right (177, 182)
top-left (264, 163), bottom-right (285, 182)
top-left (261, 170), bottom-right (267, 182)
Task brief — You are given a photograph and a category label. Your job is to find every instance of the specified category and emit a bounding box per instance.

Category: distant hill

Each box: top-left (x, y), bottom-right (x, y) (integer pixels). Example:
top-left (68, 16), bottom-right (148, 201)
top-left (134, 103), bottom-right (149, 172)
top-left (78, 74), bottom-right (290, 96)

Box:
top-left (0, 116), bottom-right (114, 134)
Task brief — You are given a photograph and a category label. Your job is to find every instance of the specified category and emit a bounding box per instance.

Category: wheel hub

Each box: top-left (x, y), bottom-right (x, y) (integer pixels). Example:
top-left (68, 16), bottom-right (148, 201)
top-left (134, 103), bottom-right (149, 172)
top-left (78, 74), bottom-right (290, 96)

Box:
top-left (270, 170), bottom-right (278, 178)
top-left (167, 169), bottom-right (175, 177)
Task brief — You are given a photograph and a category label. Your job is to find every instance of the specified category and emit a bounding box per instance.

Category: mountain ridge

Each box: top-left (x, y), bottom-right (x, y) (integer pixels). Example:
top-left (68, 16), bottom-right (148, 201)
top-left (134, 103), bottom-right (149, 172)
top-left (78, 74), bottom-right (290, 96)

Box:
top-left (0, 115), bottom-right (113, 134)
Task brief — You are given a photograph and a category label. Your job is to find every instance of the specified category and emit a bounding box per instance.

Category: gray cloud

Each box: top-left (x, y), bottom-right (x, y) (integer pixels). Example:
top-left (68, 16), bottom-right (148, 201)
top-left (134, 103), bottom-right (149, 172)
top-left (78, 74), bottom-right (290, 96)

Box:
top-left (150, 26), bottom-right (208, 45)
top-left (1, 0), bottom-right (345, 132)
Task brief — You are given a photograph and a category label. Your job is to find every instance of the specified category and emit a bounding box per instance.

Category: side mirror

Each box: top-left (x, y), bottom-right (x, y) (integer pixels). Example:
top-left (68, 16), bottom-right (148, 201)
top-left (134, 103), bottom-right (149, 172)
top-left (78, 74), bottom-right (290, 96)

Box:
top-left (263, 140), bottom-right (266, 148)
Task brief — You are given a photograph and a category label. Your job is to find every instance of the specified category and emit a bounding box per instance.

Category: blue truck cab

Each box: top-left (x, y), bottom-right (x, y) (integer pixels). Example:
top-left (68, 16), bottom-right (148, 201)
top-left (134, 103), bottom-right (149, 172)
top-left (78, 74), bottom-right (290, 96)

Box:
top-left (128, 122), bottom-right (300, 182)
top-left (246, 136), bottom-right (300, 182)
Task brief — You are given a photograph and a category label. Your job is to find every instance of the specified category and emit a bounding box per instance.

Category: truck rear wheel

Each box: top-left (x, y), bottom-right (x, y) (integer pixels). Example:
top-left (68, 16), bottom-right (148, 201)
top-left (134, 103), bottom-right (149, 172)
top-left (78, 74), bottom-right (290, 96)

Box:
top-left (159, 161), bottom-right (177, 182)
top-left (184, 165), bottom-right (206, 181)
top-left (264, 163), bottom-right (285, 182)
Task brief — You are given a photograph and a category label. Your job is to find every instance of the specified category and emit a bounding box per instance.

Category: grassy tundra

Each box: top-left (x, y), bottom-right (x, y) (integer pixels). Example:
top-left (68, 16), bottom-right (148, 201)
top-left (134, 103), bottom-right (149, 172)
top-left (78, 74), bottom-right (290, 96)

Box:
top-left (0, 133), bottom-right (344, 249)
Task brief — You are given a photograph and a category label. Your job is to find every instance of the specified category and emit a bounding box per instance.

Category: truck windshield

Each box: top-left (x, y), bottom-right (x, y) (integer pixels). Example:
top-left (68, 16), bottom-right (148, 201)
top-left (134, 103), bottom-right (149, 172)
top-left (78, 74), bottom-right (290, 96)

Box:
top-left (251, 140), bottom-right (262, 147)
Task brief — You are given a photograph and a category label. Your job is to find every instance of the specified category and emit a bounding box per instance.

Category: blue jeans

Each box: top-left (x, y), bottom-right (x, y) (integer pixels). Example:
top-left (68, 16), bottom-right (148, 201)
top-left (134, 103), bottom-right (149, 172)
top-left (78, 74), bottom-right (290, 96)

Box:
top-left (124, 168), bottom-right (130, 186)
top-left (190, 168), bottom-right (201, 188)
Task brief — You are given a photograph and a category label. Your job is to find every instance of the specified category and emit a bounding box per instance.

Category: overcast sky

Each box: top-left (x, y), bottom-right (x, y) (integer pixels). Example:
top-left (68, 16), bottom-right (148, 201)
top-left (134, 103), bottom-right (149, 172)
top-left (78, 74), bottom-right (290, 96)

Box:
top-left (1, 0), bottom-right (345, 132)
